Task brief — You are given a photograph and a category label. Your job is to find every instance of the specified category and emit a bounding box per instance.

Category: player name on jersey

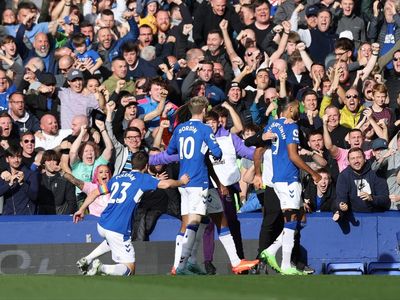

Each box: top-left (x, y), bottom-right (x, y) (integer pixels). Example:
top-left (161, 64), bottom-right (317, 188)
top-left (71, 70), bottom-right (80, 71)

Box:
top-left (178, 125), bottom-right (198, 134)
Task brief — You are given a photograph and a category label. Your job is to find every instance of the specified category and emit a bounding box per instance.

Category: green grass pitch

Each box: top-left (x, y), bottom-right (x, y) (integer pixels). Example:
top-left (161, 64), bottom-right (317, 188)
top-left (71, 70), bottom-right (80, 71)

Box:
top-left (1, 275), bottom-right (400, 300)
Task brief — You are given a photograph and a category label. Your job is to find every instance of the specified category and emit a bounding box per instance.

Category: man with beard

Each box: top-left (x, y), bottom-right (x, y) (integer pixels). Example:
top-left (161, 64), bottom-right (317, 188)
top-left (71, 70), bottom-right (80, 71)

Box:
top-left (334, 147), bottom-right (390, 219)
top-left (224, 82), bottom-right (253, 127)
top-left (16, 24), bottom-right (56, 73)
top-left (25, 73), bottom-right (60, 120)
top-left (35, 114), bottom-right (72, 151)
top-left (95, 15), bottom-right (139, 72)
top-left (8, 92), bottom-right (39, 135)
top-left (259, 96), bottom-right (321, 275)
top-left (181, 60), bottom-right (225, 105)
top-left (0, 145), bottom-right (39, 215)
top-left (58, 69), bottom-right (103, 129)
top-left (204, 30), bottom-right (233, 81)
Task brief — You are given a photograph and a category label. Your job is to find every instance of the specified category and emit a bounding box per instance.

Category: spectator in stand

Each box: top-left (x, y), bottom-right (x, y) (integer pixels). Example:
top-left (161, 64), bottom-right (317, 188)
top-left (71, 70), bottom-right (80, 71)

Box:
top-left (193, 0), bottom-right (244, 47)
top-left (63, 165), bottom-right (112, 217)
top-left (25, 72), bottom-right (60, 120)
top-left (334, 147), bottom-right (390, 220)
top-left (58, 69), bottom-right (104, 129)
top-left (8, 91), bottom-right (40, 135)
top-left (55, 55), bottom-right (74, 88)
top-left (0, 145), bottom-right (39, 215)
top-left (69, 120), bottom-right (113, 195)
top-left (35, 114), bottom-right (72, 151)
top-left (303, 167), bottom-right (336, 213)
top-left (20, 131), bottom-right (37, 169)
top-left (122, 41), bottom-right (158, 81)
top-left (0, 35), bottom-right (24, 88)
top-left (181, 60), bottom-right (225, 105)
top-left (0, 68), bottom-right (17, 111)
top-left (296, 7), bottom-right (336, 64)
top-left (37, 150), bottom-right (77, 215)
top-left (336, 0), bottom-right (366, 48)
top-left (103, 56), bottom-right (136, 94)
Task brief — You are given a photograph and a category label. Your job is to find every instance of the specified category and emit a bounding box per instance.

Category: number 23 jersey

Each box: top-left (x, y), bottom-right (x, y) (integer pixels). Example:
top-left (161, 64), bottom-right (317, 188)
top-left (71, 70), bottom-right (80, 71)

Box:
top-left (167, 119), bottom-right (222, 189)
top-left (99, 171), bottom-right (159, 236)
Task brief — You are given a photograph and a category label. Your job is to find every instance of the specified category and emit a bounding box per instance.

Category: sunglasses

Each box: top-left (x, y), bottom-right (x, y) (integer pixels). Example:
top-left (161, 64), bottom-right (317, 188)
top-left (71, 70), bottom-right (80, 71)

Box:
top-left (23, 139), bottom-right (35, 144)
top-left (393, 57), bottom-right (400, 62)
top-left (346, 94), bottom-right (358, 99)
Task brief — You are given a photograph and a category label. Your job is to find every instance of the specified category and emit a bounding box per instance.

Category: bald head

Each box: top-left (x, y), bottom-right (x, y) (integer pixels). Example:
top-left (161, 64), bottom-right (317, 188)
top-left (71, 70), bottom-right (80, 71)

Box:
top-left (71, 115), bottom-right (88, 136)
top-left (40, 114), bottom-right (59, 135)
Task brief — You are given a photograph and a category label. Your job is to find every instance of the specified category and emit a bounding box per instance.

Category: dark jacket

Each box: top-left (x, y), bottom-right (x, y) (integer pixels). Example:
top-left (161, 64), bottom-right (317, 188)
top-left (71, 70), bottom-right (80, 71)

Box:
top-left (0, 166), bottom-right (39, 215)
top-left (193, 2), bottom-right (244, 47)
top-left (336, 161), bottom-right (390, 213)
top-left (25, 91), bottom-right (61, 121)
top-left (37, 173), bottom-right (77, 215)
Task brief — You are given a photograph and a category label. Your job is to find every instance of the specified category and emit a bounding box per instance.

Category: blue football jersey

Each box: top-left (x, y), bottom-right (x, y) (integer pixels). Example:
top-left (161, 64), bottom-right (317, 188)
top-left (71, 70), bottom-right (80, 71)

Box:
top-left (167, 119), bottom-right (222, 188)
top-left (99, 171), bottom-right (159, 236)
top-left (265, 118), bottom-right (300, 184)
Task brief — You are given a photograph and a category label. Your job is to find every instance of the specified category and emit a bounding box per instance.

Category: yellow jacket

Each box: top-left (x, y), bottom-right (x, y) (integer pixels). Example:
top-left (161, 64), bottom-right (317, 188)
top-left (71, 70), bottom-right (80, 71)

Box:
top-left (319, 95), bottom-right (364, 129)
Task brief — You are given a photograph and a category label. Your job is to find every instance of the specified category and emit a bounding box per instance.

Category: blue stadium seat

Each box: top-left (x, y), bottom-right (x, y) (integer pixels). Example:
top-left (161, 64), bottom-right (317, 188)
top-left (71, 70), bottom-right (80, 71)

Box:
top-left (367, 262), bottom-right (400, 275)
top-left (325, 262), bottom-right (365, 275)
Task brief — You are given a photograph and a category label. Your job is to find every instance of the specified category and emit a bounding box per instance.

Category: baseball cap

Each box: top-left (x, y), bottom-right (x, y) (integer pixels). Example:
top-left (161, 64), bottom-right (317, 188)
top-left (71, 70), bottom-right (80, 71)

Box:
top-left (371, 138), bottom-right (388, 151)
top-left (38, 73), bottom-right (56, 86)
top-left (306, 5), bottom-right (319, 17)
top-left (228, 82), bottom-right (241, 90)
top-left (339, 30), bottom-right (354, 41)
top-left (67, 69), bottom-right (84, 81)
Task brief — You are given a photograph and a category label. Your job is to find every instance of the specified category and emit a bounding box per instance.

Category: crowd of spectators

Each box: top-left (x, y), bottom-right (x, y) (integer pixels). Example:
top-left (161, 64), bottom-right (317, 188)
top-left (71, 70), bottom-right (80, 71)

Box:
top-left (0, 0), bottom-right (399, 271)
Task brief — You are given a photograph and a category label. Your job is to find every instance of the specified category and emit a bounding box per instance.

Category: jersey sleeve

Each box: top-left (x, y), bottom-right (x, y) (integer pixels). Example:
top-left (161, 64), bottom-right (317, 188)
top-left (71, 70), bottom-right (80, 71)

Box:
top-left (286, 123), bottom-right (300, 145)
top-left (142, 174), bottom-right (160, 192)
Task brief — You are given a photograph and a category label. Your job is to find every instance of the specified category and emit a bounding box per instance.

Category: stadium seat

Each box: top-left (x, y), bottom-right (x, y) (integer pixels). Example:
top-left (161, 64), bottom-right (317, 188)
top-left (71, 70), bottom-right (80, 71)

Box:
top-left (367, 262), bottom-right (400, 275)
top-left (325, 262), bottom-right (365, 275)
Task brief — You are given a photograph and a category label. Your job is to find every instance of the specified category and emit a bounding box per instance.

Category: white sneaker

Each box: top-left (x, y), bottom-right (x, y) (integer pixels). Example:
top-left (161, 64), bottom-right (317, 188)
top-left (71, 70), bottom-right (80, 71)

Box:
top-left (76, 257), bottom-right (90, 275)
top-left (86, 259), bottom-right (102, 276)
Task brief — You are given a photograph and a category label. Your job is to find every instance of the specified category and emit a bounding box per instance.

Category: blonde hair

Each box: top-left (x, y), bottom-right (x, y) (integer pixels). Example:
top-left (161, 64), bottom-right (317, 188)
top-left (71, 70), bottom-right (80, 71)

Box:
top-left (188, 96), bottom-right (209, 115)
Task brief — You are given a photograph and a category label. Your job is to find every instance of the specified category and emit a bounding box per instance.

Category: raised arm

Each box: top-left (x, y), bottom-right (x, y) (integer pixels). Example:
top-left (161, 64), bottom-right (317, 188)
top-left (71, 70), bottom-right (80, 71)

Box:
top-left (69, 125), bottom-right (87, 166)
top-left (287, 143), bottom-right (321, 183)
top-left (95, 119), bottom-right (114, 162)
top-left (322, 114), bottom-right (339, 158)
top-left (221, 101), bottom-right (243, 134)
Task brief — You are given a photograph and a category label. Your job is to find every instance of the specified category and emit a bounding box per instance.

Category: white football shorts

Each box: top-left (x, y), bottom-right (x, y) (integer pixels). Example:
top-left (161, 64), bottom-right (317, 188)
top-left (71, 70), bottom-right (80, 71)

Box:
top-left (97, 224), bottom-right (135, 263)
top-left (273, 181), bottom-right (302, 210)
top-left (179, 187), bottom-right (208, 216)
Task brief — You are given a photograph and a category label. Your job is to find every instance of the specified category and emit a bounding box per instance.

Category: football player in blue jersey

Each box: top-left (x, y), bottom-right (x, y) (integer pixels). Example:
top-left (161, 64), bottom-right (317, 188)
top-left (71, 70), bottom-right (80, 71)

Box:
top-left (167, 96), bottom-right (259, 275)
top-left (166, 96), bottom-right (223, 275)
top-left (260, 97), bottom-right (321, 275)
top-left (73, 151), bottom-right (189, 276)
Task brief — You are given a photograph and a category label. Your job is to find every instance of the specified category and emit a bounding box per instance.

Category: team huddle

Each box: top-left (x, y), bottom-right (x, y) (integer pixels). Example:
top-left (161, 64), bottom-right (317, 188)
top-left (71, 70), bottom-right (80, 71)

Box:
top-left (72, 95), bottom-right (316, 276)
